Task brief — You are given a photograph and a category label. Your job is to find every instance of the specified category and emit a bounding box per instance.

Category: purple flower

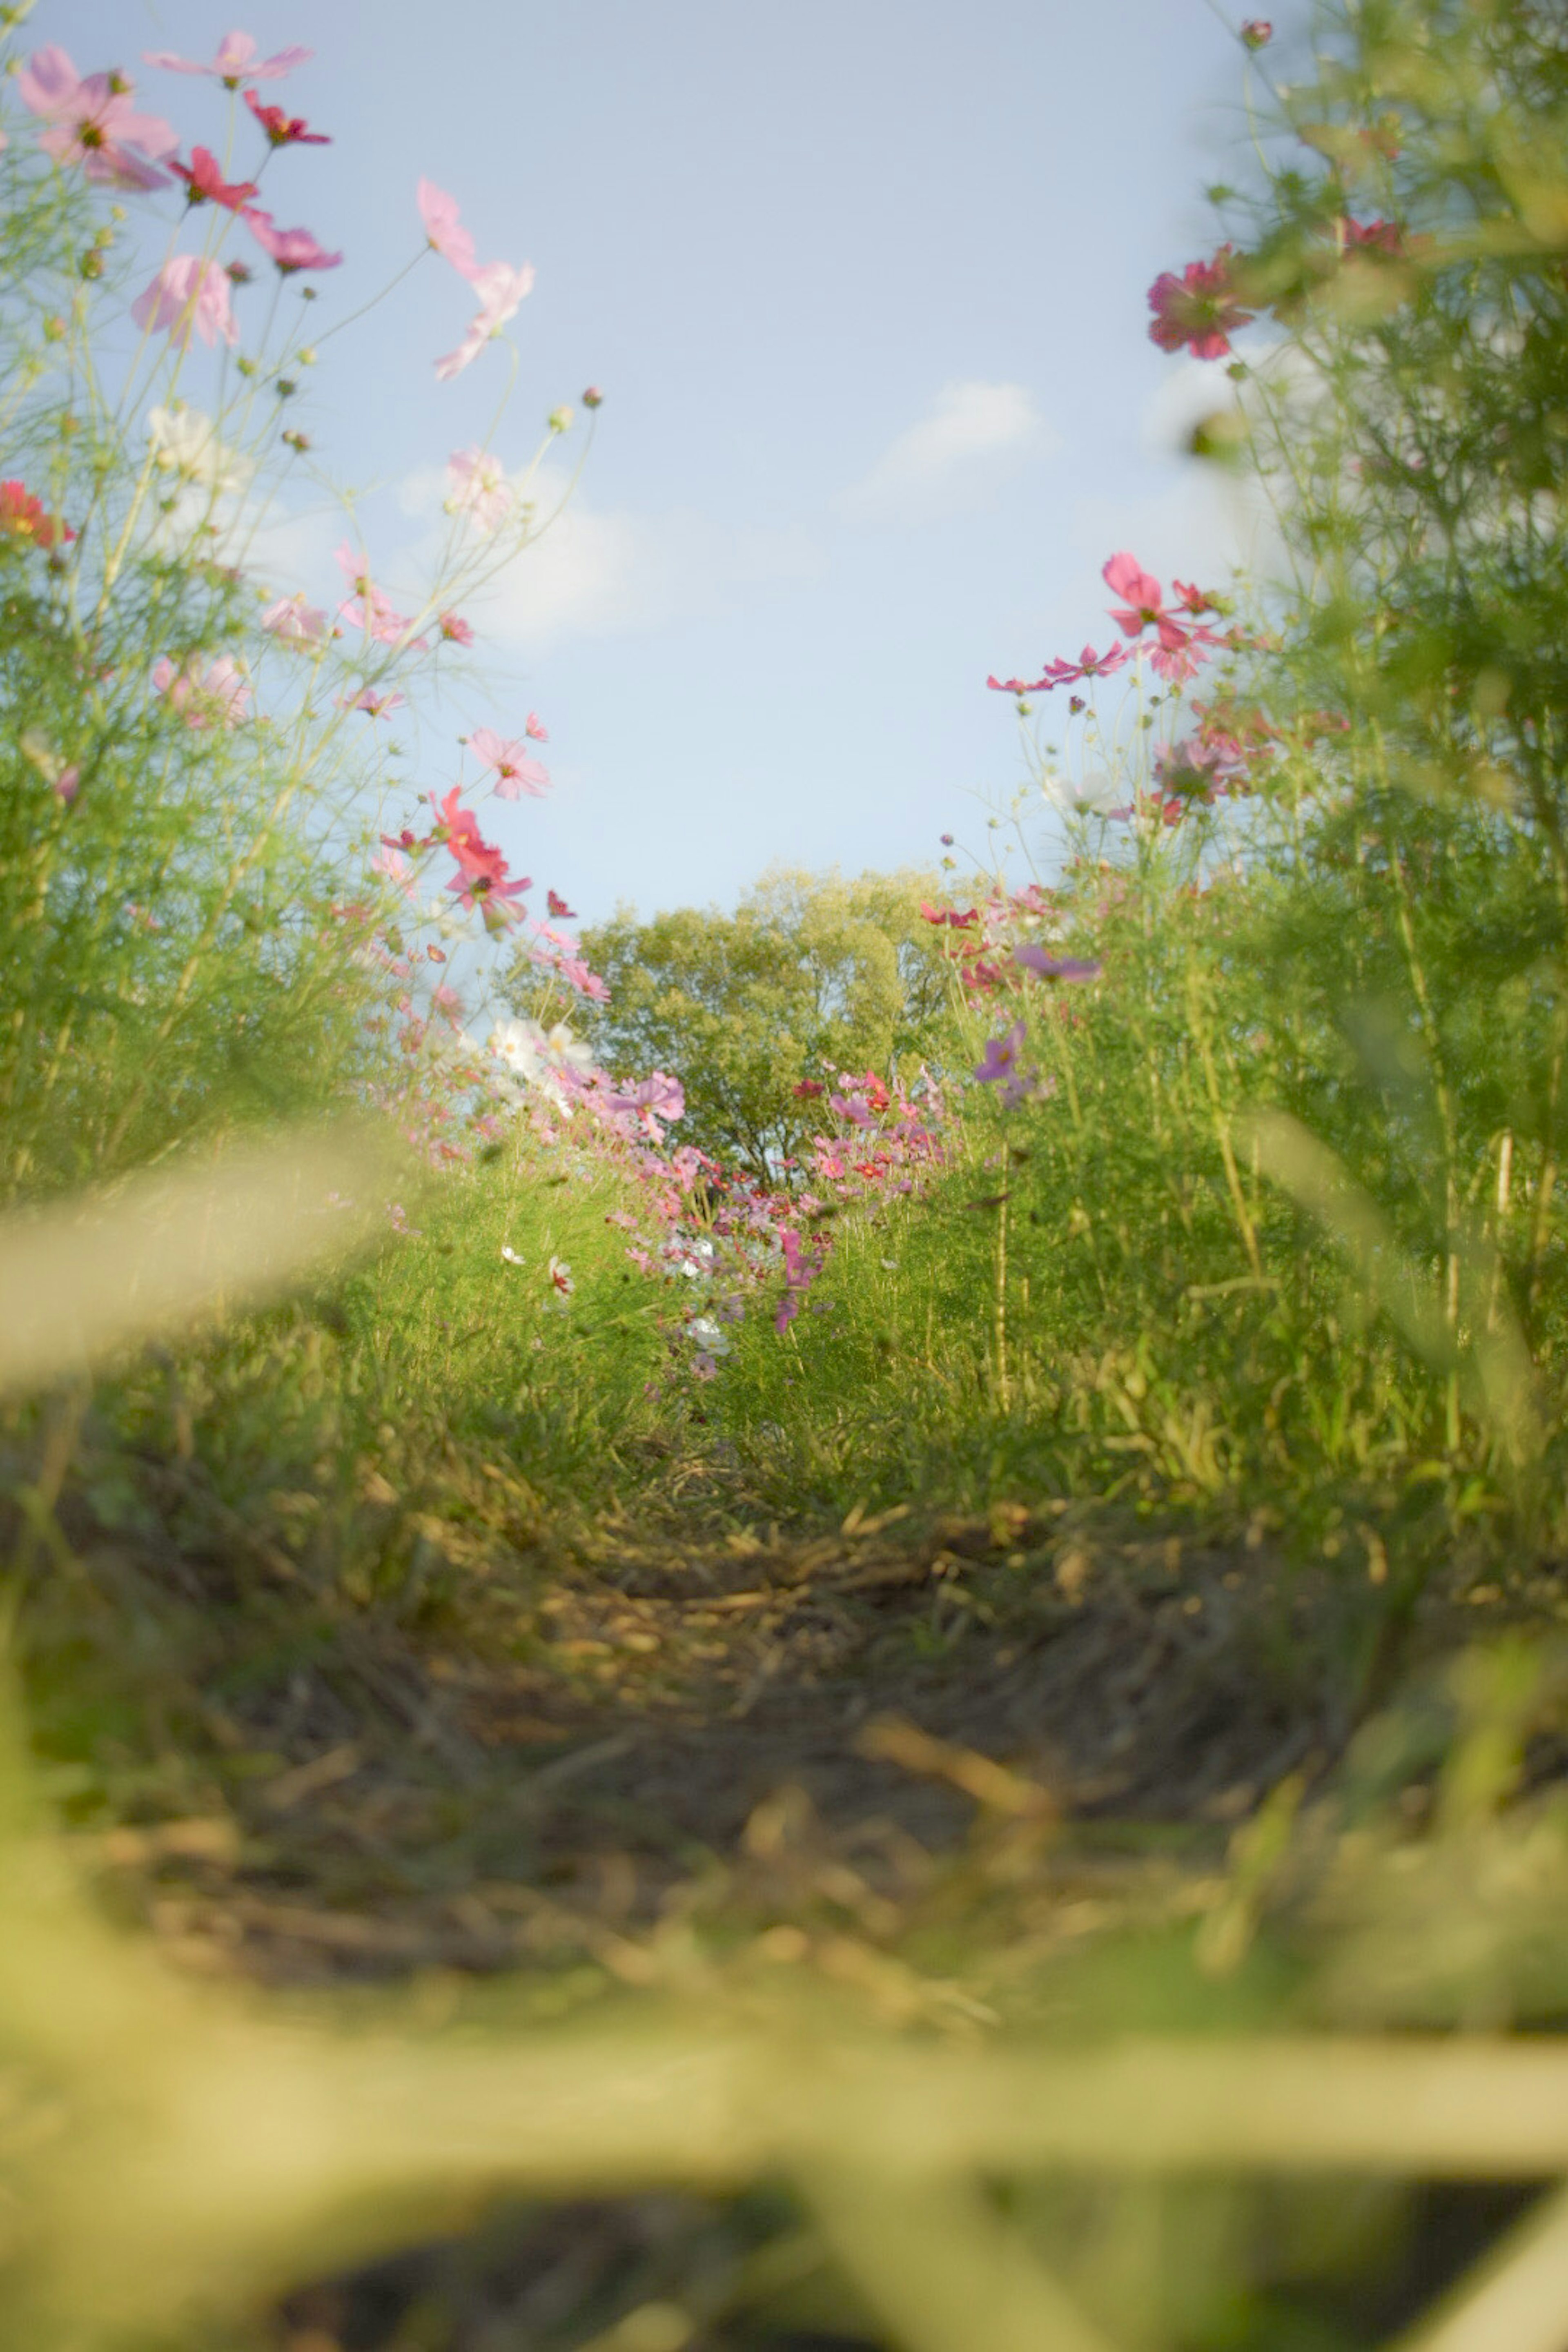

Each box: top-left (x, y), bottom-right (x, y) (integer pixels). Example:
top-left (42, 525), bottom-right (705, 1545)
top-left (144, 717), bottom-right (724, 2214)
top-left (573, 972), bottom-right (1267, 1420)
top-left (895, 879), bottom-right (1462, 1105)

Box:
top-left (1013, 946), bottom-right (1102, 984)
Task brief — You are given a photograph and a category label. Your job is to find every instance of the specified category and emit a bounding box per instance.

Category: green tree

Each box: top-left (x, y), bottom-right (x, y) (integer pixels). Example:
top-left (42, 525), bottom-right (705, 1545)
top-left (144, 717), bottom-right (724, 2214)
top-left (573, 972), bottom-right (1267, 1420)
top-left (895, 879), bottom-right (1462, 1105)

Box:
top-left (542, 866), bottom-right (953, 1172)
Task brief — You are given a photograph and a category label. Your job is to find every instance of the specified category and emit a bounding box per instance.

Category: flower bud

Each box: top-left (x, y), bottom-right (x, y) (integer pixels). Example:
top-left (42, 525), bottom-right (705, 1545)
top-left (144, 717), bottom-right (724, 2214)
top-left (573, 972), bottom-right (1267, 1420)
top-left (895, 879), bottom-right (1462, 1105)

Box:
top-left (583, 385), bottom-right (604, 408)
top-left (548, 406), bottom-right (575, 434)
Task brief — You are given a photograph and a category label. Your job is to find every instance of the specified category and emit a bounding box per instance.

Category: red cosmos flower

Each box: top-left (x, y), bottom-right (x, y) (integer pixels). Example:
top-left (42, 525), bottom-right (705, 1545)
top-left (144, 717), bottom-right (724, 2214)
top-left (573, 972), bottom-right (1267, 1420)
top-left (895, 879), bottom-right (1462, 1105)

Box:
top-left (1147, 246), bottom-right (1253, 359)
top-left (919, 901), bottom-right (979, 928)
top-left (1341, 216), bottom-right (1405, 256)
top-left (244, 208), bottom-right (343, 274)
top-left (0, 480), bottom-right (74, 549)
top-left (430, 785), bottom-right (489, 869)
top-left (793, 1078), bottom-right (826, 1099)
top-left (172, 145), bottom-right (257, 210)
top-left (547, 889), bottom-right (577, 920)
top-left (243, 89), bottom-right (330, 146)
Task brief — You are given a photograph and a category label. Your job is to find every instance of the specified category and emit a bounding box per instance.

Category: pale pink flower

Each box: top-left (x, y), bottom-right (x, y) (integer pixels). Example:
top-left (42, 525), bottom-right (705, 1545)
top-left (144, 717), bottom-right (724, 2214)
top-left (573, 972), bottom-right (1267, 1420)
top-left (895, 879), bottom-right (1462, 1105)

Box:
top-left (439, 612), bottom-right (474, 646)
top-left (244, 208), bottom-right (343, 275)
top-left (145, 33), bottom-right (312, 84)
top-left (338, 687), bottom-right (407, 719)
top-left (370, 843), bottom-right (417, 898)
top-left (470, 725), bottom-right (550, 799)
top-left (334, 543), bottom-right (425, 648)
top-left (132, 255), bottom-right (238, 347)
top-left (261, 591), bottom-right (328, 643)
top-left (446, 445), bottom-right (513, 533)
top-left (417, 179), bottom-right (480, 281)
top-left (152, 653), bottom-right (251, 728)
top-left (19, 47), bottom-right (176, 189)
top-left (525, 711), bottom-right (548, 741)
top-left (434, 259), bottom-right (535, 381)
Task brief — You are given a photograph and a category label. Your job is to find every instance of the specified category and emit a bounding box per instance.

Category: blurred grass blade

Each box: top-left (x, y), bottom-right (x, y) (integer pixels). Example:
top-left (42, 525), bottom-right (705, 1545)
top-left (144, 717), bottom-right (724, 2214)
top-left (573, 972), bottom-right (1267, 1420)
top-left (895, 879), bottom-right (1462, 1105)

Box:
top-left (802, 2166), bottom-right (1118, 2352)
top-left (1394, 2182), bottom-right (1568, 2352)
top-left (1242, 1107), bottom-right (1543, 1458)
top-left (0, 1118), bottom-right (416, 1396)
top-left (1241, 1107), bottom-right (1450, 1363)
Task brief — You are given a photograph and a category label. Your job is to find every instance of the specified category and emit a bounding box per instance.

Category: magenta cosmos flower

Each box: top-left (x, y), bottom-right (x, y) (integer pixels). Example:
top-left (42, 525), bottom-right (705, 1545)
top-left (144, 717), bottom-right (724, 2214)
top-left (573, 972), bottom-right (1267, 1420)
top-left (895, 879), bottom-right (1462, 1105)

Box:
top-left (19, 46), bottom-right (176, 190)
top-left (132, 256), bottom-right (239, 348)
top-left (1147, 247), bottom-right (1254, 360)
top-left (144, 32), bottom-right (312, 84)
top-left (244, 207), bottom-right (343, 275)
top-left (417, 179), bottom-right (481, 281)
top-left (172, 145), bottom-right (258, 211)
top-left (243, 89), bottom-right (330, 146)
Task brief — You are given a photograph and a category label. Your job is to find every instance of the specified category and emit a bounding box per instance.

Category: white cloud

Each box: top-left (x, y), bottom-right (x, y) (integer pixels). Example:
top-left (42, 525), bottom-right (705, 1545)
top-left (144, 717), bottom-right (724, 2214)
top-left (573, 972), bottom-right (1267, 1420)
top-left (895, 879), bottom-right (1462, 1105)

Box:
top-left (434, 466), bottom-right (824, 649)
top-left (843, 380), bottom-right (1055, 521)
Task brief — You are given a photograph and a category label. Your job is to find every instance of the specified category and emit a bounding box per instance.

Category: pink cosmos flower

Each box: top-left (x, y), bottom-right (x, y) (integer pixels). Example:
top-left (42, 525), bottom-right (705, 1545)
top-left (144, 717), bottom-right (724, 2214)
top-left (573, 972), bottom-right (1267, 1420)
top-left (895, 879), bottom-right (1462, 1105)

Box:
top-left (243, 89), bottom-right (329, 145)
top-left (446, 445), bottom-right (512, 533)
top-left (439, 612), bottom-right (474, 645)
top-left (244, 208), bottom-right (343, 275)
top-left (261, 591), bottom-right (329, 643)
top-left (417, 180), bottom-right (480, 281)
top-left (431, 981), bottom-right (465, 1022)
top-left (525, 712), bottom-right (548, 741)
top-left (132, 256), bottom-right (239, 347)
top-left (470, 725), bottom-right (550, 799)
top-left (1147, 247), bottom-right (1253, 360)
top-left (145, 33), bottom-right (312, 84)
top-left (152, 653), bottom-right (252, 728)
top-left (547, 888), bottom-right (575, 918)
top-left (172, 145), bottom-right (258, 210)
top-left (556, 957), bottom-right (609, 1002)
top-left (1013, 946), bottom-right (1102, 984)
top-left (604, 1072), bottom-right (686, 1127)
top-left (434, 260), bottom-right (536, 381)
top-left (338, 687), bottom-right (407, 719)
top-left (334, 544), bottom-right (424, 648)
top-left (1101, 552), bottom-right (1202, 657)
top-left (987, 641), bottom-right (1131, 695)
top-left (370, 843), bottom-right (418, 898)
top-left (20, 47), bottom-right (177, 189)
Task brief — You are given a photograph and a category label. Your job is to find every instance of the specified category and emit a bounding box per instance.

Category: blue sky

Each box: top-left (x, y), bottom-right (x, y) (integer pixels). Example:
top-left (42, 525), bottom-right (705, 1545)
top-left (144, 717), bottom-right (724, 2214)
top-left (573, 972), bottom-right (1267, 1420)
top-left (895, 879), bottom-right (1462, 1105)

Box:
top-left (62, 0), bottom-right (1291, 925)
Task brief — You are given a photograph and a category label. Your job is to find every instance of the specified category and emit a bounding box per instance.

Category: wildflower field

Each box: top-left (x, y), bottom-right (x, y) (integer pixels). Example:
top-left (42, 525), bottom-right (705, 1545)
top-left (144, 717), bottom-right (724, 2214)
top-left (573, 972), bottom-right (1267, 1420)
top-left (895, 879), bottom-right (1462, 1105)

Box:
top-left (11, 1), bottom-right (1568, 2346)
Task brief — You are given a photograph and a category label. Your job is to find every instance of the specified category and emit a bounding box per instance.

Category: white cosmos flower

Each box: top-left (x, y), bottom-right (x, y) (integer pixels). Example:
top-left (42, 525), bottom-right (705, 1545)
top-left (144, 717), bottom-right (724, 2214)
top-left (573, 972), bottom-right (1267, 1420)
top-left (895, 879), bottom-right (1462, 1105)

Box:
top-left (488, 1015), bottom-right (597, 1112)
top-left (1042, 765), bottom-right (1123, 815)
top-left (147, 403), bottom-right (249, 497)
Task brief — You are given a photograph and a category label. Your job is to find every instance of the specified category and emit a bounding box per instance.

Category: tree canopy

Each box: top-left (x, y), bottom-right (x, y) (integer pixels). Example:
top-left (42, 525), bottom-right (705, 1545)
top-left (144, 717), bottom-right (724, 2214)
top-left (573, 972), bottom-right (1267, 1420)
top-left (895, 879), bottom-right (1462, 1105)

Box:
top-left (540, 867), bottom-right (954, 1173)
